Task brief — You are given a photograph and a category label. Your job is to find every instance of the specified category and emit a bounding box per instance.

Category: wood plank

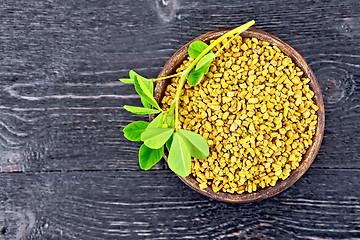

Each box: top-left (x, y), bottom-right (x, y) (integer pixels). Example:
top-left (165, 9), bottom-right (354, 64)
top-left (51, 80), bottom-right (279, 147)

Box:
top-left (0, 169), bottom-right (359, 239)
top-left (0, 0), bottom-right (359, 172)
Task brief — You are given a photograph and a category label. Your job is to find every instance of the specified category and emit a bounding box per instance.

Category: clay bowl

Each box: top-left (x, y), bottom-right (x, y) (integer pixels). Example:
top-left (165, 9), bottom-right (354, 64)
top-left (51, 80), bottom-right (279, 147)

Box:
top-left (153, 28), bottom-right (325, 203)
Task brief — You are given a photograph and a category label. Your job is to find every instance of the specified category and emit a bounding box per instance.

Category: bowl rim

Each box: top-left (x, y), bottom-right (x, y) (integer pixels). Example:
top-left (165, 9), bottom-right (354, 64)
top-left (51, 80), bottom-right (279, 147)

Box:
top-left (154, 28), bottom-right (325, 203)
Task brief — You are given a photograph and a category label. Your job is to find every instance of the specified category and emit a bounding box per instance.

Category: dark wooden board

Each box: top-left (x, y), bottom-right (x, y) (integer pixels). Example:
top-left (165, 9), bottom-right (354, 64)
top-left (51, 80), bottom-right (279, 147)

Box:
top-left (0, 170), bottom-right (359, 239)
top-left (0, 0), bottom-right (359, 239)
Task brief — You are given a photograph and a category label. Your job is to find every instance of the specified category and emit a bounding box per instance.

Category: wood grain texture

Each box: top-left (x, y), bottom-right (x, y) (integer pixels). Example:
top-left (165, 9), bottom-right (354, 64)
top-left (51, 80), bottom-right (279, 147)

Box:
top-left (0, 0), bottom-right (359, 239)
top-left (0, 170), bottom-right (360, 239)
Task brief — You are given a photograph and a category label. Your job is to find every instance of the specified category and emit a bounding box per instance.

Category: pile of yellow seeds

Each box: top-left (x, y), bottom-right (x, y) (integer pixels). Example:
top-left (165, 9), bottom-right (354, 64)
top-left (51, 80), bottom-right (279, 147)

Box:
top-left (161, 36), bottom-right (318, 194)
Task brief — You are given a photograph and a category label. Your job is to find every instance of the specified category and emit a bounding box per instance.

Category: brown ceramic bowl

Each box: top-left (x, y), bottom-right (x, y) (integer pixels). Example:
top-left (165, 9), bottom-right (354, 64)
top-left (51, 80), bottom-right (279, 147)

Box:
top-left (153, 28), bottom-right (325, 203)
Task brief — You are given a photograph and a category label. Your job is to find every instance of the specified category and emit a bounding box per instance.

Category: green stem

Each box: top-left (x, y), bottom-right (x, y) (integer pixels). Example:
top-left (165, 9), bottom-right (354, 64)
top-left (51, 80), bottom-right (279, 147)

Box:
top-left (215, 28), bottom-right (243, 57)
top-left (172, 20), bottom-right (255, 131)
top-left (150, 72), bottom-right (182, 81)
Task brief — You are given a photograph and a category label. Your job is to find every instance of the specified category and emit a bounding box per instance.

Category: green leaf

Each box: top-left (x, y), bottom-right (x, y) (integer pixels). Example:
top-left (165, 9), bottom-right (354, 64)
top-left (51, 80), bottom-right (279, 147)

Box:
top-left (129, 70), bottom-right (154, 108)
top-left (129, 70), bottom-right (153, 92)
top-left (178, 129), bottom-right (209, 159)
top-left (147, 113), bottom-right (163, 129)
top-left (141, 128), bottom-right (174, 149)
top-left (188, 61), bottom-right (211, 86)
top-left (188, 41), bottom-right (209, 59)
top-left (141, 98), bottom-right (152, 109)
top-left (141, 99), bottom-right (152, 109)
top-left (123, 121), bottom-right (149, 141)
top-left (195, 52), bottom-right (215, 71)
top-left (119, 78), bottom-right (134, 84)
top-left (167, 132), bottom-right (191, 177)
top-left (166, 135), bottom-right (173, 151)
top-left (124, 105), bottom-right (160, 115)
top-left (165, 114), bottom-right (174, 128)
top-left (133, 75), bottom-right (161, 111)
top-left (139, 144), bottom-right (164, 170)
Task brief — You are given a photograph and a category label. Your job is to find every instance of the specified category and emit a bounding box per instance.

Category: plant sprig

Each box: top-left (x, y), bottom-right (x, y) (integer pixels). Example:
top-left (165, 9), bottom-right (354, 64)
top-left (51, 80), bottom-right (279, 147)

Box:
top-left (121, 20), bottom-right (255, 177)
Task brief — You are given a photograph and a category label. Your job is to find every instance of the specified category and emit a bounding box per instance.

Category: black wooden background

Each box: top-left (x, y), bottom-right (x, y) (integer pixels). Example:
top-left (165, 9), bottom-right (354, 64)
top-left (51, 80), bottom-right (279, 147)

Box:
top-left (0, 0), bottom-right (359, 239)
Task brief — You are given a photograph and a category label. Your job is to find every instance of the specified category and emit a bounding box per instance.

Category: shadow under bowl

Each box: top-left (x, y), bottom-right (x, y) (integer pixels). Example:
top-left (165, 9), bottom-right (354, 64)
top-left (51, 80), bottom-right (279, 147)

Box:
top-left (153, 28), bottom-right (325, 203)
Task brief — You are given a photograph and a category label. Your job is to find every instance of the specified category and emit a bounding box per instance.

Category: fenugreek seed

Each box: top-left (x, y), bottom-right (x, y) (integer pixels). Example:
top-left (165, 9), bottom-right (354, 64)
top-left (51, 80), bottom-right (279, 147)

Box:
top-left (270, 59), bottom-right (277, 66)
top-left (267, 102), bottom-right (274, 108)
top-left (234, 119), bottom-right (241, 125)
top-left (269, 65), bottom-right (275, 73)
top-left (239, 83), bottom-right (247, 89)
top-left (201, 111), bottom-right (207, 119)
top-left (222, 112), bottom-right (230, 120)
top-left (249, 123), bottom-right (255, 132)
top-left (312, 104), bottom-right (319, 111)
top-left (241, 43), bottom-right (248, 51)
top-left (233, 52), bottom-right (241, 58)
top-left (303, 111), bottom-right (311, 118)
top-left (262, 69), bottom-right (268, 76)
top-left (273, 46), bottom-right (281, 52)
top-left (216, 120), bottom-right (224, 126)
top-left (199, 182), bottom-right (208, 189)
top-left (228, 136), bottom-right (236, 142)
top-left (230, 123), bottom-right (238, 131)
top-left (225, 61), bottom-right (232, 68)
top-left (222, 97), bottom-right (232, 103)
top-left (210, 65), bottom-right (217, 72)
top-left (232, 65), bottom-right (240, 71)
top-left (227, 91), bottom-right (235, 97)
top-left (213, 73), bottom-right (223, 78)
top-left (248, 75), bottom-right (256, 82)
top-left (248, 98), bottom-right (259, 104)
